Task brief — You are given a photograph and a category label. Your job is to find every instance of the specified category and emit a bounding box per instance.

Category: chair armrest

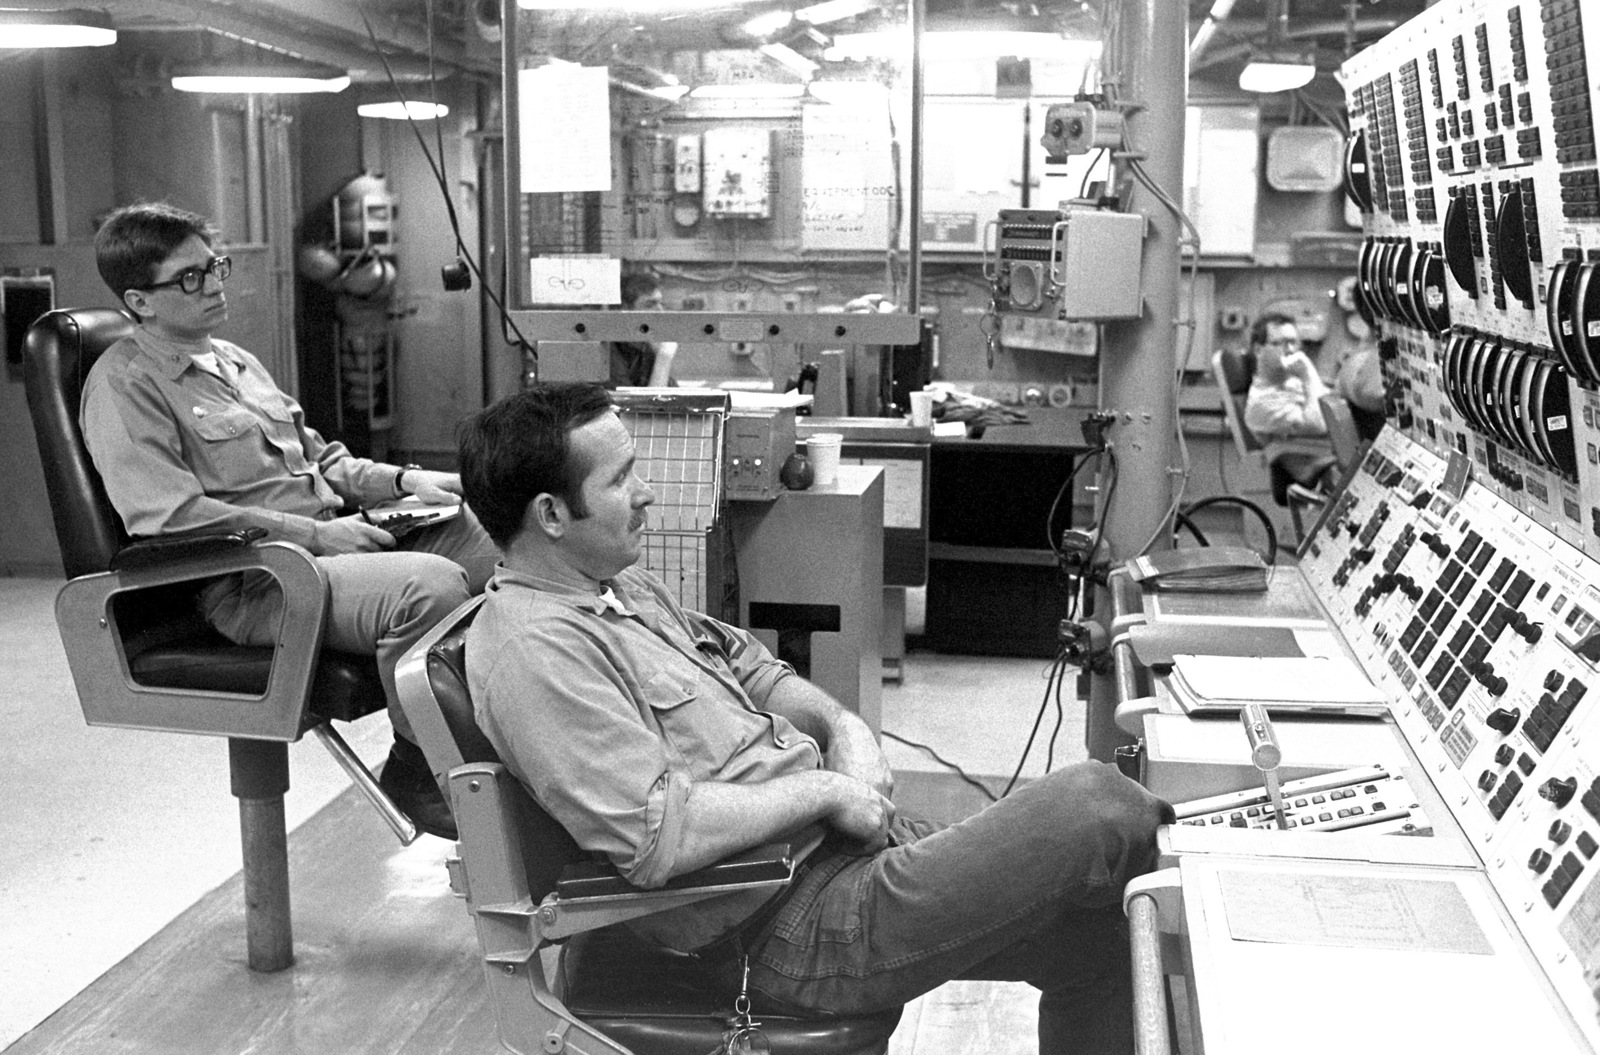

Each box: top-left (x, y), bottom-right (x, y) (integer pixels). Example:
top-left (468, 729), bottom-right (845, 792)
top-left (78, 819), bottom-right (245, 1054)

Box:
top-left (110, 527), bottom-right (269, 573)
top-left (55, 539), bottom-right (331, 740)
top-left (555, 825), bottom-right (825, 900)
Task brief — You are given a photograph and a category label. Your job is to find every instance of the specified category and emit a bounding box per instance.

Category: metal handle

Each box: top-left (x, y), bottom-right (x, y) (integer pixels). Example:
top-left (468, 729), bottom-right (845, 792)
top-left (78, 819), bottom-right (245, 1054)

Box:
top-left (1127, 892), bottom-right (1173, 1055)
top-left (1239, 702), bottom-right (1282, 772)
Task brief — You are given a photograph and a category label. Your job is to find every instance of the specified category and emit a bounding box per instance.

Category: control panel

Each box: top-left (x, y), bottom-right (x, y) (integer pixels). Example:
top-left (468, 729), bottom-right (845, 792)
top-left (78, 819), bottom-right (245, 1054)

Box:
top-left (1301, 427), bottom-right (1600, 1049)
top-left (1173, 765), bottom-right (1429, 835)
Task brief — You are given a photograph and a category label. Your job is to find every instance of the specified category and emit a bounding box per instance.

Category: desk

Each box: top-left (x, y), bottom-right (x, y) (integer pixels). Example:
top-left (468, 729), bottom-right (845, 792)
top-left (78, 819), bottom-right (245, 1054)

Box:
top-left (925, 407), bottom-right (1096, 657)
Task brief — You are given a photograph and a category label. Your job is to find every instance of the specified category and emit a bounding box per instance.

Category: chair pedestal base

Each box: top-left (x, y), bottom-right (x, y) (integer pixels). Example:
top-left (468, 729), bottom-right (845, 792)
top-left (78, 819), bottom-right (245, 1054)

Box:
top-left (230, 738), bottom-right (294, 972)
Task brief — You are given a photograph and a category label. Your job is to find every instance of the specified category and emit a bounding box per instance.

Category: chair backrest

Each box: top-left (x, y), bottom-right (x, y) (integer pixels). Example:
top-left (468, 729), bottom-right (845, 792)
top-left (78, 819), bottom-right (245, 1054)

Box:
top-left (403, 597), bottom-right (590, 902)
top-left (22, 308), bottom-right (137, 579)
top-left (1317, 393), bottom-right (1366, 472)
top-left (1211, 347), bottom-right (1263, 457)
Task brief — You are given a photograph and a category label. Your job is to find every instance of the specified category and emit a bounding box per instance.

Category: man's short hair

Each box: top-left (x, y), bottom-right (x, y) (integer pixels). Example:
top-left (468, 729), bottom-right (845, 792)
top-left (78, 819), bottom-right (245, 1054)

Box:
top-left (619, 270), bottom-right (661, 309)
top-left (458, 383), bottom-right (616, 548)
top-left (95, 203), bottom-right (219, 302)
top-left (1249, 311), bottom-right (1298, 348)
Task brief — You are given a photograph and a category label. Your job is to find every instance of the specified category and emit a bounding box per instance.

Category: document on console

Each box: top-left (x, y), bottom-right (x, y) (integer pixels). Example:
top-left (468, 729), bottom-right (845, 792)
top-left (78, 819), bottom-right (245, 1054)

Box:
top-left (1218, 870), bottom-right (1492, 955)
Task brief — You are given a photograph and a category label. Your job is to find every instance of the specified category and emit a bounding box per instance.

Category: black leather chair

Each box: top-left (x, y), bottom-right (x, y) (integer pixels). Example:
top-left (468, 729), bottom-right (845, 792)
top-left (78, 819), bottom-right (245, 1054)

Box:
top-left (23, 306), bottom-right (412, 972)
top-left (394, 597), bottom-right (904, 1055)
top-left (1212, 347), bottom-right (1337, 545)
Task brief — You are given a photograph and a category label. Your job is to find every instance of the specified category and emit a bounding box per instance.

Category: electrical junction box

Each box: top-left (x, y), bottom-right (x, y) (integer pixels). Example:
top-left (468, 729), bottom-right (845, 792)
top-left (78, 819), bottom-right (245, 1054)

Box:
top-left (703, 126), bottom-right (774, 218)
top-left (988, 206), bottom-right (1146, 322)
top-left (674, 134), bottom-right (702, 194)
top-left (1039, 101), bottom-right (1124, 160)
top-left (725, 407), bottom-right (798, 501)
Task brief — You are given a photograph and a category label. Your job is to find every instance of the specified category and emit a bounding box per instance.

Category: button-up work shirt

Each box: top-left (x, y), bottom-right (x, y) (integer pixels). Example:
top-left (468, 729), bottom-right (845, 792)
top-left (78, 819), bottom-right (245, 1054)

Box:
top-left (80, 327), bottom-right (405, 548)
top-left (467, 564), bottom-right (819, 950)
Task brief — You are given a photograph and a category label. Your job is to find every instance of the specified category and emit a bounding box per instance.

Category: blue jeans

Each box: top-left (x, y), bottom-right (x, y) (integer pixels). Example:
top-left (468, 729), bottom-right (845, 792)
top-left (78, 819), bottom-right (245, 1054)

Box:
top-left (740, 763), bottom-right (1171, 1055)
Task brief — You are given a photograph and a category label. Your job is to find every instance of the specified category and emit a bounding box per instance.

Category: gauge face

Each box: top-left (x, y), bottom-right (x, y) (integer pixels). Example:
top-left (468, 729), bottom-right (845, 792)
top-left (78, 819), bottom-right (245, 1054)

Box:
top-left (1505, 350), bottom-right (1539, 461)
top-left (1467, 336), bottom-right (1493, 437)
top-left (1537, 362), bottom-right (1580, 478)
top-left (1420, 246), bottom-right (1450, 334)
top-left (1495, 187), bottom-right (1533, 307)
top-left (1443, 190), bottom-right (1478, 299)
top-left (671, 199), bottom-right (702, 228)
top-left (1344, 130), bottom-right (1372, 213)
top-left (1575, 262), bottom-right (1600, 385)
top-left (1485, 341), bottom-right (1519, 450)
top-left (1526, 358), bottom-right (1558, 469)
top-left (1392, 240), bottom-right (1418, 329)
top-left (1444, 331), bottom-right (1469, 420)
top-left (1546, 260), bottom-right (1584, 380)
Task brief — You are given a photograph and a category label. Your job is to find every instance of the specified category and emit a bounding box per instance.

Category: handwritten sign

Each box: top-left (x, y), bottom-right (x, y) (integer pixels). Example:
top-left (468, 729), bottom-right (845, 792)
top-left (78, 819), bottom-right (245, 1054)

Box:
top-left (528, 256), bottom-right (621, 306)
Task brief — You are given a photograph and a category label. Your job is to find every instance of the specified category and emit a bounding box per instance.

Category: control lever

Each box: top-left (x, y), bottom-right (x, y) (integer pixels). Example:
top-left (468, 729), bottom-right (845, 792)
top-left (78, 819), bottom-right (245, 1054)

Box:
top-left (1240, 703), bottom-right (1288, 830)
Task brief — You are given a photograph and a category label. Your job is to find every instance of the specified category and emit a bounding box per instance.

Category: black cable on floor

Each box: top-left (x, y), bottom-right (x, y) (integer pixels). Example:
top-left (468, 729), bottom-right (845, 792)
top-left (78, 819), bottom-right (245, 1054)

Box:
top-left (1001, 650), bottom-right (1070, 798)
top-left (882, 730), bottom-right (1000, 803)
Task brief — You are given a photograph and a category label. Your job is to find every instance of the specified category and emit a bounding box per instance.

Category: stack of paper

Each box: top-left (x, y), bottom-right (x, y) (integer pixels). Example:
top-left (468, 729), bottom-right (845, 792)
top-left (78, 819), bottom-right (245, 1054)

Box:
top-left (1127, 546), bottom-right (1269, 593)
top-left (1169, 654), bottom-right (1390, 717)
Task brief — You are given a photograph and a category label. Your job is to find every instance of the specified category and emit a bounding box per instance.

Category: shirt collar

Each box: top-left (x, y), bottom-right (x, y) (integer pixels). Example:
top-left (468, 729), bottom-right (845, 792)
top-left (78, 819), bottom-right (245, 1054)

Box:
top-left (131, 327), bottom-right (241, 382)
top-left (489, 563), bottom-right (640, 617)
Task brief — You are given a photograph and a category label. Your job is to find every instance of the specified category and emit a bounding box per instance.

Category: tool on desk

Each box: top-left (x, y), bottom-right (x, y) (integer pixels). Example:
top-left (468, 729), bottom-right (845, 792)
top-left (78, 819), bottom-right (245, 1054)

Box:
top-left (1240, 703), bottom-right (1288, 829)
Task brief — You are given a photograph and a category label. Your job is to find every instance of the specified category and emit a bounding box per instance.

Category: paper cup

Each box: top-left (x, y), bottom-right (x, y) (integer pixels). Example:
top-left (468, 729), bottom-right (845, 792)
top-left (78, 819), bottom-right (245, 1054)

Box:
top-left (909, 390), bottom-right (935, 428)
top-left (807, 433), bottom-right (843, 486)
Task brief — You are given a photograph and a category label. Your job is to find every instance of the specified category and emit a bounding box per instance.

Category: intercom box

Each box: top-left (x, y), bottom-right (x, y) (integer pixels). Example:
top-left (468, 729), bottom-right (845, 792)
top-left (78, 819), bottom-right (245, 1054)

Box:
top-left (725, 407), bottom-right (798, 501)
top-left (992, 207), bottom-right (1146, 321)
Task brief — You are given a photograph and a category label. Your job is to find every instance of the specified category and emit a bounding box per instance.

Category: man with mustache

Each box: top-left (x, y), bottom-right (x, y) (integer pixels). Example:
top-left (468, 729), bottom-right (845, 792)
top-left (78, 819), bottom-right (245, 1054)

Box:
top-left (457, 382), bottom-right (1172, 1054)
top-left (81, 202), bottom-right (497, 838)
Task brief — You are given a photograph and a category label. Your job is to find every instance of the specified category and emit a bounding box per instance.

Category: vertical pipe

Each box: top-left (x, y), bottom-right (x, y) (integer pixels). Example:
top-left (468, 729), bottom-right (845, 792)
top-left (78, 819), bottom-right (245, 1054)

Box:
top-left (907, 0), bottom-right (924, 314)
top-left (501, 0), bottom-right (524, 314)
top-left (1086, 0), bottom-right (1186, 762)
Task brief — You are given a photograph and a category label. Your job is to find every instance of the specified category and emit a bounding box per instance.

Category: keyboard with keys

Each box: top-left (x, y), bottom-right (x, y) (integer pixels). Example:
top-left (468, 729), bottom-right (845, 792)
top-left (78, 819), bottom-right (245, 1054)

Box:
top-left (1172, 765), bottom-right (1429, 834)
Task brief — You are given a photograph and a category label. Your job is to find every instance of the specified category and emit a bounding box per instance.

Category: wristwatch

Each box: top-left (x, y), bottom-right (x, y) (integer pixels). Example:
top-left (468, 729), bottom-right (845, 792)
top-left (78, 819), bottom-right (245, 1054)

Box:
top-left (395, 463), bottom-right (423, 497)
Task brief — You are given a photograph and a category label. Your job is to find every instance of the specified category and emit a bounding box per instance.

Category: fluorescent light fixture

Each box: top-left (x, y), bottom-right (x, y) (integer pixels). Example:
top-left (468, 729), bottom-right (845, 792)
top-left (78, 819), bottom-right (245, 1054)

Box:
top-left (825, 31), bottom-right (1101, 62)
top-left (172, 63), bottom-right (351, 94)
top-left (519, 0), bottom-right (733, 8)
top-left (358, 100), bottom-right (451, 120)
top-left (0, 8), bottom-right (116, 48)
top-left (796, 0), bottom-right (875, 26)
top-left (742, 9), bottom-right (795, 38)
top-left (1238, 57), bottom-right (1316, 93)
top-left (760, 42), bottom-right (819, 79)
top-left (689, 82), bottom-right (807, 98)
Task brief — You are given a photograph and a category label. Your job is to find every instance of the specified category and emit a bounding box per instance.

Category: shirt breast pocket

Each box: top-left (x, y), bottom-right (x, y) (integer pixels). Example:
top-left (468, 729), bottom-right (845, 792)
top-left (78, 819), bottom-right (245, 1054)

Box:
top-left (189, 407), bottom-right (262, 476)
top-left (641, 667), bottom-right (744, 773)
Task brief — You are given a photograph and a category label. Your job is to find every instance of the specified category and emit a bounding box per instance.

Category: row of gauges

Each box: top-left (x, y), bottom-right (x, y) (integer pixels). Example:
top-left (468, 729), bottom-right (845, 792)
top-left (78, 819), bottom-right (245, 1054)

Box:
top-left (1442, 181), bottom-right (1540, 309)
top-left (1356, 235), bottom-right (1451, 335)
top-left (1546, 257), bottom-right (1600, 387)
top-left (1443, 328), bottom-right (1578, 477)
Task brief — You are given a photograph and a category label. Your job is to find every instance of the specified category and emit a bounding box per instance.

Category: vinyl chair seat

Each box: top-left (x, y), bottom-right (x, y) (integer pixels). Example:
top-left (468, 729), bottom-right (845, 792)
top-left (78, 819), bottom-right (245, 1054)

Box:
top-left (129, 635), bottom-right (385, 724)
top-left (564, 927), bottom-right (901, 1055)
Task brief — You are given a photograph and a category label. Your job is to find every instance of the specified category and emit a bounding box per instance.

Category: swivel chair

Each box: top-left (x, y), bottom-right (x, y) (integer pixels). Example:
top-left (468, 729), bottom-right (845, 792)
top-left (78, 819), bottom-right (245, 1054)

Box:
top-left (23, 306), bottom-right (413, 973)
top-left (1211, 347), bottom-right (1336, 547)
top-left (394, 597), bottom-right (904, 1055)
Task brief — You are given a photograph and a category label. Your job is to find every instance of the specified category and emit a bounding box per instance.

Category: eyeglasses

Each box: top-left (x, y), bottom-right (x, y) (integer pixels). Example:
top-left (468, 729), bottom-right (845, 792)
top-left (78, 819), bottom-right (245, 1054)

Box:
top-left (143, 255), bottom-right (231, 295)
top-left (1263, 336), bottom-right (1302, 348)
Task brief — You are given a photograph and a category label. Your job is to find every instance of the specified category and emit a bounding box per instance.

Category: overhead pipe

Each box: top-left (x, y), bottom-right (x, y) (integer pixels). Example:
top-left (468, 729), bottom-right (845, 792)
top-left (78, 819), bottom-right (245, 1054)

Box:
top-left (1188, 0), bottom-right (1238, 65)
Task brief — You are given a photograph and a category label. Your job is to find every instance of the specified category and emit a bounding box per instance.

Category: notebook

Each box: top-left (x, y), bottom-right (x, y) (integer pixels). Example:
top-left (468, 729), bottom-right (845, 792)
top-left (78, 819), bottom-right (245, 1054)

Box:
top-left (1168, 653), bottom-right (1390, 717)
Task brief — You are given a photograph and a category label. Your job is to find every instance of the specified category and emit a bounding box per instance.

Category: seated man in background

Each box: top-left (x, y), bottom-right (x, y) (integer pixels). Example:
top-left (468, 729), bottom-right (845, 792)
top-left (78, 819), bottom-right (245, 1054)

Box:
top-left (1335, 340), bottom-right (1388, 441)
top-left (457, 381), bottom-right (1172, 1055)
top-left (83, 202), bottom-right (497, 837)
top-left (1243, 311), bottom-right (1339, 492)
top-left (606, 269), bottom-right (677, 387)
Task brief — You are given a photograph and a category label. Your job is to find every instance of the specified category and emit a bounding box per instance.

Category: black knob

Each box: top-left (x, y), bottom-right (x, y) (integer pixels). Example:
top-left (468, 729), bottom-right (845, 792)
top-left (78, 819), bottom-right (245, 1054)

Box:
top-left (1487, 675), bottom-right (1508, 696)
top-left (1353, 546), bottom-right (1375, 564)
top-left (1494, 744), bottom-right (1516, 766)
top-left (1550, 819), bottom-right (1573, 844)
top-left (1421, 532), bottom-right (1451, 558)
top-left (1485, 707), bottom-right (1521, 734)
top-left (1529, 848), bottom-right (1553, 874)
top-left (1399, 577), bottom-right (1423, 601)
top-left (1545, 670), bottom-right (1566, 693)
top-left (1521, 621), bottom-right (1544, 644)
top-left (1478, 770), bottom-right (1499, 792)
top-left (1540, 776), bottom-right (1579, 808)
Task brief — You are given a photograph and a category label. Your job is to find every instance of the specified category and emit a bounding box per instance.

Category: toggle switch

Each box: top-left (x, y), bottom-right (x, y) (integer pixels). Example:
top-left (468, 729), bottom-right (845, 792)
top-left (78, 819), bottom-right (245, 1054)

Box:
top-left (1485, 707), bottom-right (1521, 734)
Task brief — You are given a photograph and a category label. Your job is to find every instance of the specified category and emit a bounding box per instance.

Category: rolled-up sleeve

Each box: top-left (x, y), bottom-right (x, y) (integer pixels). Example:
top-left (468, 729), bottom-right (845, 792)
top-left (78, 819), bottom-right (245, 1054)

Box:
top-left (474, 625), bottom-right (692, 888)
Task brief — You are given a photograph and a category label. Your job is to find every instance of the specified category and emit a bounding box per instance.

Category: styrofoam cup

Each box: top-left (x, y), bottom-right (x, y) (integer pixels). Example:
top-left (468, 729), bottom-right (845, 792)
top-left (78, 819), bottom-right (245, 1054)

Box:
top-left (909, 390), bottom-right (935, 428)
top-left (807, 433), bottom-right (843, 486)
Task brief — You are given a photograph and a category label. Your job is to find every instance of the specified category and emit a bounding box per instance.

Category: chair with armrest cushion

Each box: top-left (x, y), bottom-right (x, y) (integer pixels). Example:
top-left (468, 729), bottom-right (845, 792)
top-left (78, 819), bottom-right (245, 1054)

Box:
top-left (395, 597), bottom-right (903, 1055)
top-left (23, 306), bottom-right (412, 973)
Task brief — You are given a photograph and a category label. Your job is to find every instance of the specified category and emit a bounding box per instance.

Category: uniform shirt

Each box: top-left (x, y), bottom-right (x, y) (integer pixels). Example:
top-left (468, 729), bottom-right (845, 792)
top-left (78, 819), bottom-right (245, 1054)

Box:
top-left (80, 326), bottom-right (405, 549)
top-left (467, 563), bottom-right (818, 950)
top-left (1244, 351), bottom-right (1334, 466)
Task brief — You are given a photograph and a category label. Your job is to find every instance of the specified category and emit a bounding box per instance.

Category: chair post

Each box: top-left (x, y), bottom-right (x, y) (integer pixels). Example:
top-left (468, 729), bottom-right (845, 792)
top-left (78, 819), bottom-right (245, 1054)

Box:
top-left (228, 738), bottom-right (294, 972)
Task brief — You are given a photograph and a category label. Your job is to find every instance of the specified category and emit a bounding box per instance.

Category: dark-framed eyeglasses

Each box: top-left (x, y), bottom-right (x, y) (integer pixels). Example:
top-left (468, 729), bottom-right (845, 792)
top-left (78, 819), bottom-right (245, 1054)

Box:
top-left (1263, 336), bottom-right (1302, 349)
top-left (143, 255), bottom-right (231, 295)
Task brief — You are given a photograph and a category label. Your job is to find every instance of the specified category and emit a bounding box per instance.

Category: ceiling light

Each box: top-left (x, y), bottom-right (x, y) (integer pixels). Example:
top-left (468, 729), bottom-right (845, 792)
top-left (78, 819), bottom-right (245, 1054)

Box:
top-left (172, 61), bottom-right (351, 94)
top-left (358, 100), bottom-right (450, 120)
top-left (1238, 55), bottom-right (1316, 93)
top-left (760, 42), bottom-right (819, 79)
top-left (825, 30), bottom-right (1101, 63)
top-left (795, 0), bottom-right (875, 26)
top-left (689, 83), bottom-right (807, 99)
top-left (0, 9), bottom-right (116, 48)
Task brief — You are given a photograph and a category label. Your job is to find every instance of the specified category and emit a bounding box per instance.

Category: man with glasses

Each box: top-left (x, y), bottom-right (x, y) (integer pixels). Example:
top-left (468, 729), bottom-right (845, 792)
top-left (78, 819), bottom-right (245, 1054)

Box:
top-left (81, 202), bottom-right (497, 838)
top-left (1242, 311), bottom-right (1338, 492)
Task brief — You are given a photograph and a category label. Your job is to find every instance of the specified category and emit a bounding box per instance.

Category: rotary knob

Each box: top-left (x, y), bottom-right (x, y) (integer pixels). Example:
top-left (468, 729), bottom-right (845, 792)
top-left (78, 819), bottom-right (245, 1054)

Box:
top-left (1550, 819), bottom-right (1573, 844)
top-left (1420, 531), bottom-right (1451, 559)
top-left (1478, 770), bottom-right (1499, 792)
top-left (1494, 744), bottom-right (1515, 766)
top-left (1529, 848), bottom-right (1553, 874)
top-left (1539, 776), bottom-right (1579, 808)
top-left (1485, 707), bottom-right (1521, 734)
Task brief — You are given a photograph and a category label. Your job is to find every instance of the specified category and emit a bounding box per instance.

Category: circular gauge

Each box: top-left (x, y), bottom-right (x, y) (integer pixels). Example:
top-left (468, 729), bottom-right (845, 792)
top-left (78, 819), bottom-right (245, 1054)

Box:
top-left (1536, 360), bottom-right (1580, 477)
top-left (1443, 330), bottom-right (1469, 420)
top-left (1504, 349), bottom-right (1539, 460)
top-left (1355, 239), bottom-right (1380, 327)
top-left (1443, 190), bottom-right (1479, 298)
top-left (671, 198), bottom-right (702, 228)
top-left (1495, 186), bottom-right (1534, 308)
top-left (1344, 130), bottom-right (1373, 213)
top-left (1485, 340), bottom-right (1520, 450)
top-left (1546, 260), bottom-right (1585, 381)
top-left (1393, 239), bottom-right (1422, 329)
top-left (1466, 335), bottom-right (1494, 436)
top-left (1573, 262), bottom-right (1600, 384)
top-left (1418, 244), bottom-right (1451, 335)
top-left (1525, 357), bottom-right (1558, 468)
top-left (1376, 239), bottom-right (1403, 323)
